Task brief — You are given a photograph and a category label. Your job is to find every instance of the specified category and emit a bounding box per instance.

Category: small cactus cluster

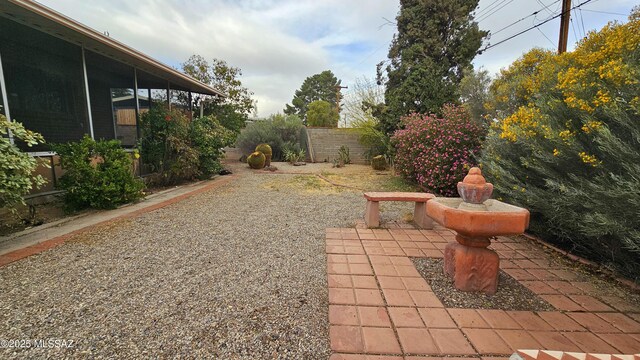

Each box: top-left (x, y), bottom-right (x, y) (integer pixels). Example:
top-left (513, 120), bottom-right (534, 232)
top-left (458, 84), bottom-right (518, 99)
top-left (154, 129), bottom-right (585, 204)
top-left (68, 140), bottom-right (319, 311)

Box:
top-left (246, 143), bottom-right (272, 169)
top-left (371, 155), bottom-right (388, 170)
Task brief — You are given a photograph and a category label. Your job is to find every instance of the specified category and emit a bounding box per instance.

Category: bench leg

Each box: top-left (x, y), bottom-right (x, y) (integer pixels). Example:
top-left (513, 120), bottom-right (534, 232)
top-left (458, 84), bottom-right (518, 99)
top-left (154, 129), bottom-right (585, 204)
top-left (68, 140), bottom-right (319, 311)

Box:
top-left (414, 202), bottom-right (434, 229)
top-left (365, 200), bottom-right (380, 228)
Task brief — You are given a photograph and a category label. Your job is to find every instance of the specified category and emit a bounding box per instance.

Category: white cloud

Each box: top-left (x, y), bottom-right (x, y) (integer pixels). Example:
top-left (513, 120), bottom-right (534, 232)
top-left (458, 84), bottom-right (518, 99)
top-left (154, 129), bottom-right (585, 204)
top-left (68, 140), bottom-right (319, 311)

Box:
top-left (37, 0), bottom-right (636, 115)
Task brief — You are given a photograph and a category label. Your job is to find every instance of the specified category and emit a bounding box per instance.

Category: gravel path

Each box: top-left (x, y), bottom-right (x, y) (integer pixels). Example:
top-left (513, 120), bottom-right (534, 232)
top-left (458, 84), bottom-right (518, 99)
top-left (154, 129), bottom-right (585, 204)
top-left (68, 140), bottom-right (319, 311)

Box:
top-left (0, 167), bottom-right (413, 359)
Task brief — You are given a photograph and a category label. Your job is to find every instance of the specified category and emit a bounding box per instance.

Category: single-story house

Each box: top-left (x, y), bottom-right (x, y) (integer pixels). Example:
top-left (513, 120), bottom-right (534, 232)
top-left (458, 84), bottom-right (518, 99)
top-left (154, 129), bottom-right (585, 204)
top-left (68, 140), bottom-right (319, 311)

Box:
top-left (0, 0), bottom-right (223, 195)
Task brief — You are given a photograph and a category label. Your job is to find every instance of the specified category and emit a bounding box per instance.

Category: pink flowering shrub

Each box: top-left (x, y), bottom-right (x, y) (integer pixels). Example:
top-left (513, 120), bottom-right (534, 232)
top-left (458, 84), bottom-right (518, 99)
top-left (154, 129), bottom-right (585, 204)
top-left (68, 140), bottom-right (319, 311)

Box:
top-left (392, 105), bottom-right (486, 196)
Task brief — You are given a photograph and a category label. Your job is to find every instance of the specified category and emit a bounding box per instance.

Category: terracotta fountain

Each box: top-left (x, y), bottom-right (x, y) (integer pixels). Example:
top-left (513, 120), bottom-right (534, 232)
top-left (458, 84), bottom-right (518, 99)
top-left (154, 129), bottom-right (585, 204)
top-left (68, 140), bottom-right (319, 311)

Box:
top-left (426, 167), bottom-right (530, 294)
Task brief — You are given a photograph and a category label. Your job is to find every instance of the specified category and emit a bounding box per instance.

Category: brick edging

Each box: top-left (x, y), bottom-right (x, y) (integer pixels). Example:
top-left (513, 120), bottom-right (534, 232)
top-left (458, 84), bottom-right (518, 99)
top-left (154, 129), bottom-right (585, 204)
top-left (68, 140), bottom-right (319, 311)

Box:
top-left (0, 175), bottom-right (237, 268)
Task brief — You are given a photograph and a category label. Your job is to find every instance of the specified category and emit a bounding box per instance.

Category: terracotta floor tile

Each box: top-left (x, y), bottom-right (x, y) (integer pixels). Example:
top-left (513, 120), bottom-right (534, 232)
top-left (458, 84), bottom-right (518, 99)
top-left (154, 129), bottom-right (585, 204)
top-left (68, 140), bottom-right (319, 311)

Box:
top-left (375, 233), bottom-right (395, 241)
top-left (548, 269), bottom-right (579, 281)
top-left (344, 246), bottom-right (366, 255)
top-left (355, 289), bottom-right (385, 306)
top-left (409, 291), bottom-right (443, 308)
top-left (433, 243), bottom-right (448, 250)
top-left (328, 254), bottom-right (348, 263)
top-left (418, 308), bottom-right (457, 329)
top-left (570, 295), bottom-right (614, 312)
top-left (330, 325), bottom-right (364, 353)
top-left (417, 242), bottom-right (437, 250)
top-left (368, 255), bottom-right (391, 264)
top-left (359, 233), bottom-right (378, 240)
top-left (476, 310), bottom-right (521, 329)
top-left (382, 289), bottom-right (414, 307)
top-left (362, 327), bottom-right (402, 354)
top-left (398, 241), bottom-right (420, 249)
top-left (462, 328), bottom-right (512, 355)
top-left (504, 311), bottom-right (554, 331)
top-left (599, 296), bottom-right (638, 313)
top-left (347, 254), bottom-right (370, 264)
top-left (395, 265), bottom-right (421, 277)
top-left (595, 312), bottom-right (640, 333)
top-left (329, 274), bottom-right (353, 288)
top-left (404, 248), bottom-right (427, 257)
top-left (402, 277), bottom-right (431, 291)
top-left (330, 305), bottom-right (359, 325)
top-left (430, 328), bottom-right (476, 355)
top-left (330, 288), bottom-right (356, 305)
top-left (513, 259), bottom-right (540, 269)
top-left (546, 281), bottom-right (584, 295)
top-left (537, 312), bottom-right (585, 331)
top-left (596, 333), bottom-right (640, 354)
top-left (393, 234), bottom-right (412, 241)
top-left (566, 312), bottom-right (620, 333)
top-left (373, 264), bottom-right (400, 276)
top-left (383, 248), bottom-right (406, 256)
top-left (423, 250), bottom-right (444, 258)
top-left (397, 328), bottom-right (438, 354)
top-left (381, 241), bottom-right (401, 249)
top-left (504, 269), bottom-right (538, 281)
top-left (352, 275), bottom-right (379, 289)
top-left (540, 295), bottom-right (584, 312)
top-left (390, 257), bottom-right (413, 266)
top-left (527, 269), bottom-right (559, 281)
top-left (388, 307), bottom-right (425, 328)
top-left (520, 281), bottom-right (559, 295)
top-left (378, 276), bottom-right (406, 289)
top-left (495, 329), bottom-right (542, 351)
top-left (564, 332), bottom-right (619, 353)
top-left (357, 306), bottom-right (392, 327)
top-left (448, 309), bottom-right (489, 328)
top-left (350, 263), bottom-right (374, 276)
top-left (528, 331), bottom-right (581, 352)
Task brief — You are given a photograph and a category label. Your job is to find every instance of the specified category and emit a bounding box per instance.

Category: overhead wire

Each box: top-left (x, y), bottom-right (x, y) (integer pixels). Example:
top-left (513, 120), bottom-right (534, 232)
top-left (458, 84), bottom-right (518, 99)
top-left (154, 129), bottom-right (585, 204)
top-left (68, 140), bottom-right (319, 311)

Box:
top-left (477, 0), bottom-right (516, 23)
top-left (477, 0), bottom-right (595, 54)
top-left (476, 0), bottom-right (508, 18)
top-left (490, 0), bottom-right (561, 36)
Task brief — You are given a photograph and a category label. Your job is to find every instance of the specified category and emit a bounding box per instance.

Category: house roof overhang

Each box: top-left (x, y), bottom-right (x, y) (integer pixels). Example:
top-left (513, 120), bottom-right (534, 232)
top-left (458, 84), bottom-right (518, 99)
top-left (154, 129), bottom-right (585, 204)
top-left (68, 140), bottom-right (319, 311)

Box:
top-left (0, 0), bottom-right (225, 97)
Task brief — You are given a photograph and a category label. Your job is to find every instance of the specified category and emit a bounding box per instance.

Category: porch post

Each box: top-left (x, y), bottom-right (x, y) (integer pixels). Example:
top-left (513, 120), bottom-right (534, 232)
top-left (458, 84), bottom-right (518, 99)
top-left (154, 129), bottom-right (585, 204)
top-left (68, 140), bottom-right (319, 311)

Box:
top-left (134, 68), bottom-right (141, 141)
top-left (0, 50), bottom-right (14, 144)
top-left (81, 45), bottom-right (95, 139)
top-left (167, 81), bottom-right (171, 110)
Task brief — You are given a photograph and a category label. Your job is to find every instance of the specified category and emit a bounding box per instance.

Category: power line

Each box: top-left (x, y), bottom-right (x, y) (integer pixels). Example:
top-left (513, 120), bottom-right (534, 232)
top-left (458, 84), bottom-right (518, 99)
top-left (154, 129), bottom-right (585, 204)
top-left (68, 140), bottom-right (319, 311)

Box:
top-left (477, 0), bottom-right (516, 22)
top-left (477, 0), bottom-right (595, 54)
top-left (491, 0), bottom-right (561, 36)
top-left (476, 0), bottom-right (506, 18)
top-left (580, 8), bottom-right (627, 16)
top-left (570, 17), bottom-right (580, 43)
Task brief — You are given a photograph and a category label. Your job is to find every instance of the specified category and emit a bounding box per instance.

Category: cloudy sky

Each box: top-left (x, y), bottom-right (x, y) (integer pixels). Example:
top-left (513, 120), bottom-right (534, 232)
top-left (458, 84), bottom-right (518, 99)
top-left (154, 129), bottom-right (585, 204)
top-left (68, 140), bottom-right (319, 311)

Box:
top-left (39, 0), bottom-right (637, 117)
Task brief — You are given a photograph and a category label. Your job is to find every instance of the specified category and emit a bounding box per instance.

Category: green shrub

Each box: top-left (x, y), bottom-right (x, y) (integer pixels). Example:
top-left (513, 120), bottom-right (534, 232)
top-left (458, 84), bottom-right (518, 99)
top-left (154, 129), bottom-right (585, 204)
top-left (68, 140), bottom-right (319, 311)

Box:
top-left (54, 136), bottom-right (144, 210)
top-left (139, 106), bottom-right (199, 184)
top-left (255, 143), bottom-right (273, 166)
top-left (247, 151), bottom-right (265, 169)
top-left (338, 145), bottom-right (351, 165)
top-left (392, 104), bottom-right (486, 196)
top-left (0, 114), bottom-right (47, 212)
top-left (284, 148), bottom-right (306, 164)
top-left (306, 100), bottom-right (339, 127)
top-left (236, 114), bottom-right (304, 161)
top-left (481, 12), bottom-right (640, 279)
top-left (352, 118), bottom-right (390, 161)
top-left (371, 155), bottom-right (388, 170)
top-left (191, 115), bottom-right (235, 178)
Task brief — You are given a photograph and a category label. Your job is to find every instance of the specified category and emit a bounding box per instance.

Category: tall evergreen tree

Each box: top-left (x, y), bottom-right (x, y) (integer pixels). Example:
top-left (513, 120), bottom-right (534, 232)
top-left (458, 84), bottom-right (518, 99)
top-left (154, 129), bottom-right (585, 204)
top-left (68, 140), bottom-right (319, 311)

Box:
top-left (377, 0), bottom-right (487, 134)
top-left (284, 70), bottom-right (341, 119)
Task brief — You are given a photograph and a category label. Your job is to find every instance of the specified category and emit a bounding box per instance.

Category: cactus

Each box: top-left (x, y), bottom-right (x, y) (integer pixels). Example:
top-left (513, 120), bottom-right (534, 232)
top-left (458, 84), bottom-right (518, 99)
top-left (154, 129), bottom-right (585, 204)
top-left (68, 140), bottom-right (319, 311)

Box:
top-left (247, 151), bottom-right (266, 169)
top-left (371, 155), bottom-right (388, 170)
top-left (255, 143), bottom-right (272, 166)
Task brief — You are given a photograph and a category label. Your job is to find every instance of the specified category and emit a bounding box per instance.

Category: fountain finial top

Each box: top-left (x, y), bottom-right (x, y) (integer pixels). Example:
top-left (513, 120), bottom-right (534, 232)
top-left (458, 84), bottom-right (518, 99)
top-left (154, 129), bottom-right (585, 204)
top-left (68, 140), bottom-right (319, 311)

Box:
top-left (457, 167), bottom-right (493, 204)
top-left (462, 167), bottom-right (486, 185)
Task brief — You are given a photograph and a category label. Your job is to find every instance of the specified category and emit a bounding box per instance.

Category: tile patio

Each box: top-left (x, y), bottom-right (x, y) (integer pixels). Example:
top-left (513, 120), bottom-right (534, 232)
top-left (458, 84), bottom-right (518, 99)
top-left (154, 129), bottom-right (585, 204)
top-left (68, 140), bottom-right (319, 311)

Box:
top-left (325, 225), bottom-right (640, 359)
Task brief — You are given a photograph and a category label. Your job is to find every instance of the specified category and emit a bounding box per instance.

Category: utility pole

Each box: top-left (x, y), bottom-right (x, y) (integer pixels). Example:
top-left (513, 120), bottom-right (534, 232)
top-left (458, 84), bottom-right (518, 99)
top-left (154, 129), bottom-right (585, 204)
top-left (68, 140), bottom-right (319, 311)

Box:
top-left (558, 0), bottom-right (571, 54)
top-left (335, 85), bottom-right (348, 114)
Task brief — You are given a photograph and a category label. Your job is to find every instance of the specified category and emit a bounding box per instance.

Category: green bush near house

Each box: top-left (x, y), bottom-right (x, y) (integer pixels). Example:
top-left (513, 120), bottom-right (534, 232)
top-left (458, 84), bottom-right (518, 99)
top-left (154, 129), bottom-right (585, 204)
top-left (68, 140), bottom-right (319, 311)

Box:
top-left (0, 113), bottom-right (47, 213)
top-left (190, 115), bottom-right (235, 178)
top-left (306, 100), bottom-right (339, 127)
top-left (54, 136), bottom-right (144, 211)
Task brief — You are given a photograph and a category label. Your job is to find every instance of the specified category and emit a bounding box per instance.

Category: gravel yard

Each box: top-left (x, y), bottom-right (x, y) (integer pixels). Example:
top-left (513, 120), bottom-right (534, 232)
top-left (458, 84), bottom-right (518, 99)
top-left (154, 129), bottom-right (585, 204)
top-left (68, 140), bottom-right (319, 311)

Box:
top-left (0, 164), bottom-right (413, 359)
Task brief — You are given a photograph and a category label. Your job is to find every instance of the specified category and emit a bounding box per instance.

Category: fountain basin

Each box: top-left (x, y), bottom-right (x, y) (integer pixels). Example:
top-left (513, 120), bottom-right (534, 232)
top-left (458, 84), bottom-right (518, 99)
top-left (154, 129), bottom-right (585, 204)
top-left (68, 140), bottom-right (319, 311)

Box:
top-left (427, 197), bottom-right (530, 239)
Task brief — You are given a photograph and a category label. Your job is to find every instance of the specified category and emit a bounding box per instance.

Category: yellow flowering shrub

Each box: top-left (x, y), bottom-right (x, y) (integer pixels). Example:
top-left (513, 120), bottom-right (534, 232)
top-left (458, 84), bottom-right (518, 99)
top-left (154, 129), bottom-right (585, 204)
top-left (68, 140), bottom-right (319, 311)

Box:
top-left (481, 8), bottom-right (640, 279)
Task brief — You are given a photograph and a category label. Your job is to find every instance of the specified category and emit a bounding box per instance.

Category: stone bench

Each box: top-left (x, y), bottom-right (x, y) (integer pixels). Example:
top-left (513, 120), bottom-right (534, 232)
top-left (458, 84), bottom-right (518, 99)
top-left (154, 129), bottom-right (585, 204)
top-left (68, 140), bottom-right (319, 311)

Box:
top-left (363, 192), bottom-right (435, 229)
